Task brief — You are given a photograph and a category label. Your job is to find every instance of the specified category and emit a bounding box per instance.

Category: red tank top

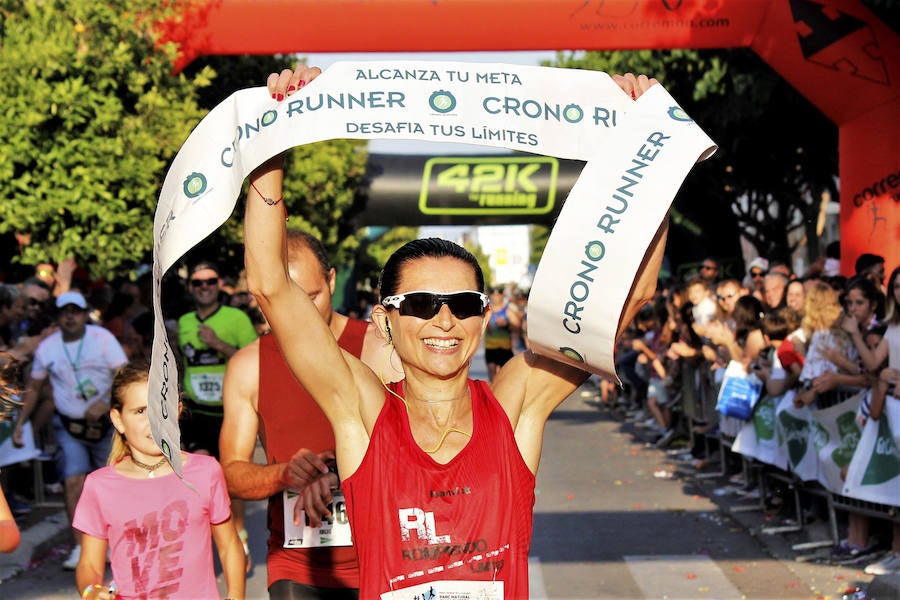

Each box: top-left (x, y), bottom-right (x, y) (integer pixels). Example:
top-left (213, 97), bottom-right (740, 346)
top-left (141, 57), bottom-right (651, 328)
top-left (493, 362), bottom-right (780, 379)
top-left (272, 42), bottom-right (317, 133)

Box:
top-left (342, 379), bottom-right (535, 598)
top-left (259, 318), bottom-right (367, 589)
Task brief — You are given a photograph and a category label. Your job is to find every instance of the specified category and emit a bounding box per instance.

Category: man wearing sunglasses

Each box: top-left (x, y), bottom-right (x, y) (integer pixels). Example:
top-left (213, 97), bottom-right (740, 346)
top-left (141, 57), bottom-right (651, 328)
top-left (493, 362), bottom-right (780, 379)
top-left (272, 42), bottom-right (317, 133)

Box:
top-left (178, 262), bottom-right (258, 457)
top-left (745, 256), bottom-right (769, 305)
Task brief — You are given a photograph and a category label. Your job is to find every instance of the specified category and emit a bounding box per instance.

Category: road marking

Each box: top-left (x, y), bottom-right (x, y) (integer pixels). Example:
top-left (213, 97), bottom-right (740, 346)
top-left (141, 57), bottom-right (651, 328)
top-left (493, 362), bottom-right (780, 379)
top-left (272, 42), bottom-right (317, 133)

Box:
top-left (529, 556), bottom-right (549, 599)
top-left (625, 554), bottom-right (742, 599)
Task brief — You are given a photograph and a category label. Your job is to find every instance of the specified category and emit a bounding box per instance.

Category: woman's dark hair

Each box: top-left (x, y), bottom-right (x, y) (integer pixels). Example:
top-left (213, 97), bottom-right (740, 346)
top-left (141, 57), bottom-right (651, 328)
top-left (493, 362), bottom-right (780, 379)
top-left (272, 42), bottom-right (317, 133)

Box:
top-left (378, 238), bottom-right (485, 299)
top-left (885, 266), bottom-right (900, 325)
top-left (844, 275), bottom-right (885, 321)
top-left (733, 295), bottom-right (764, 348)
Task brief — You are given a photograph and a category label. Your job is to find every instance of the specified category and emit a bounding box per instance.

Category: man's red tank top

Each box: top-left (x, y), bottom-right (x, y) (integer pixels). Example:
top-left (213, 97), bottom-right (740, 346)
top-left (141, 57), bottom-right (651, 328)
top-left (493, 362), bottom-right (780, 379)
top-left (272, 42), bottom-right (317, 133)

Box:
top-left (342, 379), bottom-right (535, 598)
top-left (258, 318), bottom-right (367, 589)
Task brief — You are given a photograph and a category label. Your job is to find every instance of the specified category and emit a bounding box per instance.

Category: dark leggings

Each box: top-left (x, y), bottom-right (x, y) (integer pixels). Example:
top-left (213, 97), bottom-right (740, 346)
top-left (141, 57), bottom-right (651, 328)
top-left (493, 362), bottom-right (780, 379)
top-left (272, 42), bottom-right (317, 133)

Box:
top-left (268, 580), bottom-right (359, 600)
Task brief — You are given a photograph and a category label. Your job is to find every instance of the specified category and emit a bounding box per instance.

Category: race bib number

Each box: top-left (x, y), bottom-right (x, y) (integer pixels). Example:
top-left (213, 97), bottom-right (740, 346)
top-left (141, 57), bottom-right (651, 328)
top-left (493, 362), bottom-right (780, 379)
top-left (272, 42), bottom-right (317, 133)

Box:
top-left (283, 489), bottom-right (352, 548)
top-left (189, 372), bottom-right (224, 403)
top-left (380, 580), bottom-right (504, 600)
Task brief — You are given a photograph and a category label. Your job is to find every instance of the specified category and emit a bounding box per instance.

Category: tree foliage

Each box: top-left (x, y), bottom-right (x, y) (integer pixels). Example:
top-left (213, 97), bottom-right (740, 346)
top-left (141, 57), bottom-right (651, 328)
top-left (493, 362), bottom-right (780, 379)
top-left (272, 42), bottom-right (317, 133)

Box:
top-left (0, 0), bottom-right (211, 279)
top-left (548, 49), bottom-right (838, 265)
top-left (0, 4), bottom-right (369, 282)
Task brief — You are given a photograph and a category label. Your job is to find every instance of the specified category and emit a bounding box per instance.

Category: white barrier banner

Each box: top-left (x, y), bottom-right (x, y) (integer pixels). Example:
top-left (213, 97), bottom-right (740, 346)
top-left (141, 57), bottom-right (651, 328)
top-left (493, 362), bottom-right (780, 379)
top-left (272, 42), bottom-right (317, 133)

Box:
top-left (812, 393), bottom-right (862, 494)
top-left (843, 397), bottom-right (900, 506)
top-left (150, 61), bottom-right (716, 473)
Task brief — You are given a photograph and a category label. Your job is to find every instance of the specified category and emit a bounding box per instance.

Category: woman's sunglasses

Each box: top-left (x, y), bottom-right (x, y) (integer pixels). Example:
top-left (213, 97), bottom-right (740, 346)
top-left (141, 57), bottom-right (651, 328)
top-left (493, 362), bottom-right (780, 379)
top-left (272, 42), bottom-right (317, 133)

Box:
top-left (381, 290), bottom-right (489, 320)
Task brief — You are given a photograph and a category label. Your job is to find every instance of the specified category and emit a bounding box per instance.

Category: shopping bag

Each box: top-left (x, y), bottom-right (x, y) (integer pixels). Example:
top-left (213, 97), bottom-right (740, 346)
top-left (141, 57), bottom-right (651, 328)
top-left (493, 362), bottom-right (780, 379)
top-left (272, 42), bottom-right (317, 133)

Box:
top-left (715, 360), bottom-right (762, 421)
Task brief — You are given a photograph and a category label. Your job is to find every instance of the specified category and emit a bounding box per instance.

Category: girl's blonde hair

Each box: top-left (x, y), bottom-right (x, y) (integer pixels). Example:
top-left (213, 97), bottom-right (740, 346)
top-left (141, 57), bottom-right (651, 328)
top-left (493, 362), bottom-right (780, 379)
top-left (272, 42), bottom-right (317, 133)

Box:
top-left (800, 281), bottom-right (842, 336)
top-left (107, 360), bottom-right (151, 465)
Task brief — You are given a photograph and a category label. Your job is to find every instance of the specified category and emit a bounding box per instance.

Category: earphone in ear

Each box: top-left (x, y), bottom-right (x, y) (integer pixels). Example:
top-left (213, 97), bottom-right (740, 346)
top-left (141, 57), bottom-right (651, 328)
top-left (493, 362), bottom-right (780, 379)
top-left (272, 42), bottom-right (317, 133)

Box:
top-left (385, 322), bottom-right (392, 343)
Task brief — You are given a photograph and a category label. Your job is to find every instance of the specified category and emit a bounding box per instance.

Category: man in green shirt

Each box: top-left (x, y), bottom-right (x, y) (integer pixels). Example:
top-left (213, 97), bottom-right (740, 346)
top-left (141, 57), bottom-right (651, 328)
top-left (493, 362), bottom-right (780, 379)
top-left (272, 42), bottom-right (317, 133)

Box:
top-left (178, 261), bottom-right (258, 456)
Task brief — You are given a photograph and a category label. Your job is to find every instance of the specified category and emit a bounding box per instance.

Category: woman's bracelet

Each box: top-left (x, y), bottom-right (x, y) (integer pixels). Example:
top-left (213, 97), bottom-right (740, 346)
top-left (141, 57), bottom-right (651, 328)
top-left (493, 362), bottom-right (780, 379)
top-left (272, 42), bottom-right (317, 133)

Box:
top-left (249, 180), bottom-right (288, 221)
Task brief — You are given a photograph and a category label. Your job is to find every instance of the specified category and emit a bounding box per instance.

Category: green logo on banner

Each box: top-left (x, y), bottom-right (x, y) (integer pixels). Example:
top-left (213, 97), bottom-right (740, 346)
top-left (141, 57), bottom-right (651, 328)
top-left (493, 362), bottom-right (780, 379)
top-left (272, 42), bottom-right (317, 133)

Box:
top-left (752, 397), bottom-right (776, 440)
top-left (861, 417), bottom-right (900, 485)
top-left (779, 411), bottom-right (809, 466)
top-left (183, 172), bottom-right (207, 198)
top-left (559, 347), bottom-right (584, 363)
top-left (831, 411), bottom-right (861, 468)
top-left (429, 90), bottom-right (456, 113)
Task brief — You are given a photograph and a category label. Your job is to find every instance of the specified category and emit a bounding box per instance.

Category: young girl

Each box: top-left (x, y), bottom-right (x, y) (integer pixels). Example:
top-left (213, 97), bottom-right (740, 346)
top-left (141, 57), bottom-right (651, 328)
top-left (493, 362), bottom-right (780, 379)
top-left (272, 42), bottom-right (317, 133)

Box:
top-left (73, 360), bottom-right (244, 599)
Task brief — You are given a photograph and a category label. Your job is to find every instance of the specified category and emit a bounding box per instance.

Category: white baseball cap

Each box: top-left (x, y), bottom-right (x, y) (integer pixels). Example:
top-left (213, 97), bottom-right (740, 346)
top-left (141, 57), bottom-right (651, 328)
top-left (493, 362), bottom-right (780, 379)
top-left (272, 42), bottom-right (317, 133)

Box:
top-left (56, 291), bottom-right (88, 310)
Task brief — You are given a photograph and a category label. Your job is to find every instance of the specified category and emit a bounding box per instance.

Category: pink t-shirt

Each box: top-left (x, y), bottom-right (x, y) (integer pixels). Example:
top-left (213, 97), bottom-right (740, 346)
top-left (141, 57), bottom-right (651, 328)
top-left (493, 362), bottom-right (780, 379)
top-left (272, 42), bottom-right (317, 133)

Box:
top-left (73, 453), bottom-right (232, 599)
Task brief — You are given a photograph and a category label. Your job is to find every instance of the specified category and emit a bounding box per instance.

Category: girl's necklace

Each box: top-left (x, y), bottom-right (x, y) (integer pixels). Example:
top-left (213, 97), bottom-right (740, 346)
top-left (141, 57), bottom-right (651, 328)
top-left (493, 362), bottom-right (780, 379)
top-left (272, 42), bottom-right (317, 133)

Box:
top-left (131, 456), bottom-right (168, 478)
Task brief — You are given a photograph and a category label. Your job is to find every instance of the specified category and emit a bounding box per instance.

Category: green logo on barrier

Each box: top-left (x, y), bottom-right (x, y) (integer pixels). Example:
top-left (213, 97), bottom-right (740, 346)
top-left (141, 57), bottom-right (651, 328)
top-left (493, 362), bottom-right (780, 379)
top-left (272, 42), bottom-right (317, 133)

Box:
top-left (429, 90), bottom-right (456, 113)
top-left (420, 156), bottom-right (558, 216)
top-left (183, 172), bottom-right (207, 198)
top-left (752, 397), bottom-right (776, 440)
top-left (831, 411), bottom-right (861, 468)
top-left (861, 417), bottom-right (900, 485)
top-left (779, 411), bottom-right (809, 466)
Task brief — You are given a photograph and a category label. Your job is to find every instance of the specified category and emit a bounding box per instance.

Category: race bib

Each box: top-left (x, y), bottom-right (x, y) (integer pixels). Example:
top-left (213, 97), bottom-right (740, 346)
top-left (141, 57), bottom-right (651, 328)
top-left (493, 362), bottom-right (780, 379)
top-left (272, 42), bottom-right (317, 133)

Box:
top-left (282, 489), bottom-right (352, 548)
top-left (380, 580), bottom-right (504, 600)
top-left (189, 372), bottom-right (224, 403)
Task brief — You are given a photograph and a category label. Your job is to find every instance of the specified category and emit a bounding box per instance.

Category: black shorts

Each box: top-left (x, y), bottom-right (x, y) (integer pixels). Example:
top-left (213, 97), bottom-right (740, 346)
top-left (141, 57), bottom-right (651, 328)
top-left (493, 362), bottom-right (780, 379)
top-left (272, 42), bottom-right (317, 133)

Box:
top-left (179, 408), bottom-right (223, 459)
top-left (269, 580), bottom-right (359, 599)
top-left (485, 347), bottom-right (514, 367)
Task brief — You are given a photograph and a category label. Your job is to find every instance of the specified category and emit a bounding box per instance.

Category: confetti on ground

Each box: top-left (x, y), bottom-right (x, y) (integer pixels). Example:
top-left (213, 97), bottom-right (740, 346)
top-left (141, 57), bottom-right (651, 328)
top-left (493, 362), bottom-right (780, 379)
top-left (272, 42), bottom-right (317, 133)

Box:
top-left (631, 503), bottom-right (643, 510)
top-left (698, 586), bottom-right (710, 592)
top-left (732, 566), bottom-right (745, 573)
top-left (686, 573), bottom-right (697, 579)
top-left (614, 480), bottom-right (623, 486)
top-left (785, 582), bottom-right (798, 588)
top-left (567, 493), bottom-right (575, 500)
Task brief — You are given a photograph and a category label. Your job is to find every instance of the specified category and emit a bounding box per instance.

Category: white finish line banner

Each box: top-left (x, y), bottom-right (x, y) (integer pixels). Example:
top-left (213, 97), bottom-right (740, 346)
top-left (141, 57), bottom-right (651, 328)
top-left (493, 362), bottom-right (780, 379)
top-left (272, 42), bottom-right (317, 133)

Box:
top-left (151, 61), bottom-right (716, 473)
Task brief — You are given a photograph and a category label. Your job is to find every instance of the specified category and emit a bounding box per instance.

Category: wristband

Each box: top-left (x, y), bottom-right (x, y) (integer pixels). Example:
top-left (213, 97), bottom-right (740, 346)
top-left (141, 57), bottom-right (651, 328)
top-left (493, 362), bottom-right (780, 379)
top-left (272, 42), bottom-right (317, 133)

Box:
top-left (81, 584), bottom-right (105, 599)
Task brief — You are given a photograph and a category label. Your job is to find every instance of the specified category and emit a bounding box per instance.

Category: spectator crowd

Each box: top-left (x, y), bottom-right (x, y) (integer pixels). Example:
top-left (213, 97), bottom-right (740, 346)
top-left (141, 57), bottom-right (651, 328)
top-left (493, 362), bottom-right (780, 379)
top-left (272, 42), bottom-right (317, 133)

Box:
top-left (602, 252), bottom-right (900, 577)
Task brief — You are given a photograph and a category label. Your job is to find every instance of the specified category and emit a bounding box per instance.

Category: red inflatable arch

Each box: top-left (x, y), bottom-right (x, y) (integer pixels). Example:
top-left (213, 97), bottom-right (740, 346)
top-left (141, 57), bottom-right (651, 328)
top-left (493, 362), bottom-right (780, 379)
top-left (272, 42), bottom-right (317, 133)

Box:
top-left (159, 0), bottom-right (899, 275)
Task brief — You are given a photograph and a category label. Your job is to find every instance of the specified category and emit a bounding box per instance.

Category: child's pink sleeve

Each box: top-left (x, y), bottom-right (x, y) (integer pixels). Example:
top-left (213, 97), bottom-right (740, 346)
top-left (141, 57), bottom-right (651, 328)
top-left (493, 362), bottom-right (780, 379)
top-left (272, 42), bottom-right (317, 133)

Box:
top-left (72, 476), bottom-right (107, 539)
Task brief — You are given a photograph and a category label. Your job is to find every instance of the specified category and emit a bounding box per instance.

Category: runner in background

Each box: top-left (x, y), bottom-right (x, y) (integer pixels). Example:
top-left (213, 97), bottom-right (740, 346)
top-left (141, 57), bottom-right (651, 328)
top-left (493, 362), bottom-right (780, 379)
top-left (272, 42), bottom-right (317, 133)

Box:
top-left (221, 229), bottom-right (401, 599)
top-left (483, 285), bottom-right (522, 382)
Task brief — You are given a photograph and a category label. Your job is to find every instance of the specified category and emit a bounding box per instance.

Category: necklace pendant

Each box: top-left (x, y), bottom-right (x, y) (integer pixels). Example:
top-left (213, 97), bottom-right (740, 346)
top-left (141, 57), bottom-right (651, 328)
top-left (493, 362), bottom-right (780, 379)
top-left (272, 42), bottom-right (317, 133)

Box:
top-left (148, 471), bottom-right (155, 479)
